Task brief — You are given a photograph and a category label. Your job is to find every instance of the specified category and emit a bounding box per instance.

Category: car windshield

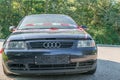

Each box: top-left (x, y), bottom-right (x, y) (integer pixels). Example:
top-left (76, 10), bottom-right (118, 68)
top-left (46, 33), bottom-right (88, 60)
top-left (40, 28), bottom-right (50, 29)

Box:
top-left (17, 14), bottom-right (77, 30)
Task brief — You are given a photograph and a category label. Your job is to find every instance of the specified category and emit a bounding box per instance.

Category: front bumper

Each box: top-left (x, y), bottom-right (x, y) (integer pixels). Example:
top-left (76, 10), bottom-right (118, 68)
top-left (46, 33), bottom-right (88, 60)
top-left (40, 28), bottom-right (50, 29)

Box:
top-left (2, 47), bottom-right (97, 75)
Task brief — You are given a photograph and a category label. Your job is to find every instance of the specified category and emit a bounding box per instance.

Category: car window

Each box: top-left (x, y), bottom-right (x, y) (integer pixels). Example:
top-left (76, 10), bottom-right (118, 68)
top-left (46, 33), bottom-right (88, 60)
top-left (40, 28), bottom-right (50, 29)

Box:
top-left (17, 14), bottom-right (77, 29)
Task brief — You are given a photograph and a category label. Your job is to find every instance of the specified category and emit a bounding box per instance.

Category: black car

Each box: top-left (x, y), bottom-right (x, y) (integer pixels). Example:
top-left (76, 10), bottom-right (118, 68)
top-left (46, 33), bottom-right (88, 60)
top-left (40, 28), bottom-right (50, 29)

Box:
top-left (1, 14), bottom-right (97, 75)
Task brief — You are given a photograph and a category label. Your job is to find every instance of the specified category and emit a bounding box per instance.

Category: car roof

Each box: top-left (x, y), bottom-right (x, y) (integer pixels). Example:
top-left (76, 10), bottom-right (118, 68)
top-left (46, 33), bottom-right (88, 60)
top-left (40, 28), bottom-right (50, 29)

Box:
top-left (26, 14), bottom-right (69, 17)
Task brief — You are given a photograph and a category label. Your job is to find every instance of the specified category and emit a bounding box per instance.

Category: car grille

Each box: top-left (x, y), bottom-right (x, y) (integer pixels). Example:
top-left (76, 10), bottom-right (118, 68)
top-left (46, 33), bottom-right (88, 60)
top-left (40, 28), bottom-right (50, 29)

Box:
top-left (35, 55), bottom-right (69, 64)
top-left (28, 63), bottom-right (76, 70)
top-left (8, 64), bottom-right (26, 70)
top-left (29, 41), bottom-right (73, 49)
top-left (8, 61), bottom-right (95, 71)
top-left (8, 63), bottom-right (76, 70)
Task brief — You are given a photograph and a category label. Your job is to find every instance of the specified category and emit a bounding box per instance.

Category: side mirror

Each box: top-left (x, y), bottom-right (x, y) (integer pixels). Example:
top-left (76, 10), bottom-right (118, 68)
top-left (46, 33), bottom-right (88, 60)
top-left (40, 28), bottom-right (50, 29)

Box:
top-left (9, 26), bottom-right (16, 32)
top-left (81, 25), bottom-right (88, 30)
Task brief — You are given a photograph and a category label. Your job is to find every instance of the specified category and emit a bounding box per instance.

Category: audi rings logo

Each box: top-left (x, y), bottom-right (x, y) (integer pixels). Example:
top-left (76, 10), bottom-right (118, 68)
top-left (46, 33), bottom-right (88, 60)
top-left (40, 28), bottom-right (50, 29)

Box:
top-left (43, 42), bottom-right (61, 48)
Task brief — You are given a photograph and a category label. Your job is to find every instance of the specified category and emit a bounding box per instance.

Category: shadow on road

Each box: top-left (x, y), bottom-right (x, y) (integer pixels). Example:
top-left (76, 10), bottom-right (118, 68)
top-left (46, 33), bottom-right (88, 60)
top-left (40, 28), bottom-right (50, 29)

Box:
top-left (6, 59), bottom-right (120, 80)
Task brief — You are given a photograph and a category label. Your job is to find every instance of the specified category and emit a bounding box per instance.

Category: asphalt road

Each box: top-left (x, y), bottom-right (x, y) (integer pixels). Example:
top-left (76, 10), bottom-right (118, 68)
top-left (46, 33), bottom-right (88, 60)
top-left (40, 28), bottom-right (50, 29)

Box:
top-left (0, 42), bottom-right (120, 80)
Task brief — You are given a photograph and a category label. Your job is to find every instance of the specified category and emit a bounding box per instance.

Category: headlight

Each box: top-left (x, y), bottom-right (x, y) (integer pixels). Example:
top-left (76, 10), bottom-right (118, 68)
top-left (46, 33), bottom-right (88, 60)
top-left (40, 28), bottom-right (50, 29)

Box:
top-left (6, 41), bottom-right (27, 49)
top-left (77, 40), bottom-right (95, 47)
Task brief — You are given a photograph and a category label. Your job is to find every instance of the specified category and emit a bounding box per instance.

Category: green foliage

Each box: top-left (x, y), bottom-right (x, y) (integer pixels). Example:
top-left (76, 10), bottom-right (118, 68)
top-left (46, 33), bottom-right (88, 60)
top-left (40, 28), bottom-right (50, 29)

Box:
top-left (0, 0), bottom-right (120, 44)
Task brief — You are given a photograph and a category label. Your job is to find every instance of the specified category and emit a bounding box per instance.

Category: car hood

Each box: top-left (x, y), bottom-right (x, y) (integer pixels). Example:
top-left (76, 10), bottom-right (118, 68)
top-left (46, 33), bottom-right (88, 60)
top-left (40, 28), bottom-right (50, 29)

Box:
top-left (7, 29), bottom-right (92, 41)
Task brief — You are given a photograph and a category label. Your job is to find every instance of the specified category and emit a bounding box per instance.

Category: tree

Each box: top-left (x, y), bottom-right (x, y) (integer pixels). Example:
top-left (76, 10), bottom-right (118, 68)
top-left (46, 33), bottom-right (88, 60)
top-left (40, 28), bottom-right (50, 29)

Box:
top-left (0, 0), bottom-right (120, 44)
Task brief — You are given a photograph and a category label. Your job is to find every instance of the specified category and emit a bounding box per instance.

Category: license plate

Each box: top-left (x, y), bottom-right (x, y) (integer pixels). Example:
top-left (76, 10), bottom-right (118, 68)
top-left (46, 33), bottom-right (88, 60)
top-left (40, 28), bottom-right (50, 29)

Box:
top-left (35, 55), bottom-right (69, 64)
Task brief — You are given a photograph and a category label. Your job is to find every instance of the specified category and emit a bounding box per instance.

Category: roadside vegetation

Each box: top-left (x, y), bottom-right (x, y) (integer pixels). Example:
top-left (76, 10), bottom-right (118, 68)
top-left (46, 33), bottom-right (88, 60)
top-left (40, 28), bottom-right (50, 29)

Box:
top-left (0, 0), bottom-right (120, 44)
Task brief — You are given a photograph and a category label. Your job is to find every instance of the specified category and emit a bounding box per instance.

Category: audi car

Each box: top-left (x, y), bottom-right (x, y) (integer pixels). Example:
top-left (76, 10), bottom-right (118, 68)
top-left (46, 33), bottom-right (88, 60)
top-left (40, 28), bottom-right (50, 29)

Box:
top-left (1, 14), bottom-right (97, 75)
